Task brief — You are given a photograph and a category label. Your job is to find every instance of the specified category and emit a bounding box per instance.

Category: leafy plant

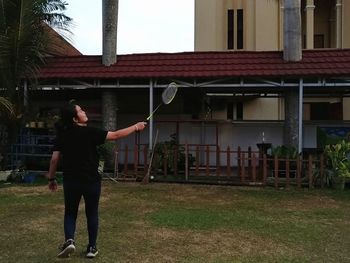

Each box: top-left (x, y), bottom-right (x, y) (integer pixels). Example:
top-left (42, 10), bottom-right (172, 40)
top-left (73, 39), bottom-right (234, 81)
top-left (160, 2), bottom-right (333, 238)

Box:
top-left (271, 145), bottom-right (298, 159)
top-left (0, 0), bottom-right (72, 111)
top-left (0, 97), bottom-right (15, 119)
top-left (97, 142), bottom-right (116, 161)
top-left (153, 134), bottom-right (195, 173)
top-left (97, 142), bottom-right (116, 172)
top-left (324, 140), bottom-right (350, 178)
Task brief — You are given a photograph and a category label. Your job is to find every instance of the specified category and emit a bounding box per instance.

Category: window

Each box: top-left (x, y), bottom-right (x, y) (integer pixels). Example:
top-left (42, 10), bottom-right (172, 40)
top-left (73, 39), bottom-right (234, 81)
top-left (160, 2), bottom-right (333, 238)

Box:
top-left (314, 34), bottom-right (324, 49)
top-left (237, 9), bottom-right (244, 49)
top-left (236, 102), bottom-right (243, 120)
top-left (227, 102), bottom-right (233, 120)
top-left (302, 34), bottom-right (325, 49)
top-left (227, 9), bottom-right (234, 50)
top-left (309, 102), bottom-right (342, 120)
top-left (227, 102), bottom-right (243, 120)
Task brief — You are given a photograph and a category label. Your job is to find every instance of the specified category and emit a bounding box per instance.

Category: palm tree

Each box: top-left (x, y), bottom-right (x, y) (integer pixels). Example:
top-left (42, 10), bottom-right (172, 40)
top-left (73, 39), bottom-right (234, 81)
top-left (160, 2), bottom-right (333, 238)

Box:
top-left (282, 0), bottom-right (302, 149)
top-left (283, 0), bottom-right (302, 61)
top-left (102, 0), bottom-right (118, 131)
top-left (0, 0), bottom-right (72, 113)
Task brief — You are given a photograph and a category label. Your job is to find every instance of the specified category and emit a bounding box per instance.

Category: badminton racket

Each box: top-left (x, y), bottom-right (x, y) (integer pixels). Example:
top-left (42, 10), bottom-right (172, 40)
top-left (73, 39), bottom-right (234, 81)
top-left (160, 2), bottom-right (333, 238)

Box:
top-left (146, 82), bottom-right (178, 121)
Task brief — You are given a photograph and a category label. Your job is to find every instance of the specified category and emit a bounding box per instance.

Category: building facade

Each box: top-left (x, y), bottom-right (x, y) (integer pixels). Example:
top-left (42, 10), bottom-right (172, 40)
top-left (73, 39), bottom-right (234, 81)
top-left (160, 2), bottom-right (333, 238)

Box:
top-left (195, 0), bottom-right (349, 52)
top-left (194, 0), bottom-right (350, 144)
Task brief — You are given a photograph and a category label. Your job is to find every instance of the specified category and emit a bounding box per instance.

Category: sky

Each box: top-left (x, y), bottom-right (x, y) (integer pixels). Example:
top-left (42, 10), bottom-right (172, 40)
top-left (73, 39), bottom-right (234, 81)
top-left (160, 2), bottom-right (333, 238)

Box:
top-left (64, 0), bottom-right (195, 55)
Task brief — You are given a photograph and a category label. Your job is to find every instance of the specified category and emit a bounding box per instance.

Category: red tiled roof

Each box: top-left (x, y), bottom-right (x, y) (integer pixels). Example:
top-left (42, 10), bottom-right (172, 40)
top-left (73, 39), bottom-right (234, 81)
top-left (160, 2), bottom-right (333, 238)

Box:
top-left (37, 49), bottom-right (350, 79)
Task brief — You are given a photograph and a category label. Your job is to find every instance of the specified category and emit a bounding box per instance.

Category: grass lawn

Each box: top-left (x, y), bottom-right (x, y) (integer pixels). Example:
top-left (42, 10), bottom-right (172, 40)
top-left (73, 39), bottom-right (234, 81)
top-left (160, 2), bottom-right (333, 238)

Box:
top-left (0, 181), bottom-right (350, 263)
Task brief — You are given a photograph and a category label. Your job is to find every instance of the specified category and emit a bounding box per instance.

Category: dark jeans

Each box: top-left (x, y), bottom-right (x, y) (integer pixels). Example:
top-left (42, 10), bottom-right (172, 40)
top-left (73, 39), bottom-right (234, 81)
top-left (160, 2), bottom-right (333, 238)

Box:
top-left (63, 179), bottom-right (101, 246)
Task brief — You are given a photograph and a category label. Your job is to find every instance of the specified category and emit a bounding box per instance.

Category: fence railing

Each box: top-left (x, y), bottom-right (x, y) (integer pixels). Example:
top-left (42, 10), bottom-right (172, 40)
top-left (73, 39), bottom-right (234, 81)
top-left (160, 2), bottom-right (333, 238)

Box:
top-left (6, 131), bottom-right (326, 188)
top-left (114, 144), bottom-right (325, 188)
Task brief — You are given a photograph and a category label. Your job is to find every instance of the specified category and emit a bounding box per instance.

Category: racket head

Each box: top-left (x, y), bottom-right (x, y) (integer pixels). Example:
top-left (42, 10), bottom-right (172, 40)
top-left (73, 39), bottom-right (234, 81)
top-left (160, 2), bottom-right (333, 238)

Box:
top-left (162, 82), bottom-right (178, 105)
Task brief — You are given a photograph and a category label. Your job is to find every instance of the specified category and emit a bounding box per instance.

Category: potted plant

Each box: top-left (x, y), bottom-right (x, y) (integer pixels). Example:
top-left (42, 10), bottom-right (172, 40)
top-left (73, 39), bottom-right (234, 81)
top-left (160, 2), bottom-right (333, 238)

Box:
top-left (271, 145), bottom-right (298, 160)
top-left (153, 133), bottom-right (195, 175)
top-left (97, 142), bottom-right (116, 173)
top-left (270, 145), bottom-right (298, 177)
top-left (324, 140), bottom-right (350, 190)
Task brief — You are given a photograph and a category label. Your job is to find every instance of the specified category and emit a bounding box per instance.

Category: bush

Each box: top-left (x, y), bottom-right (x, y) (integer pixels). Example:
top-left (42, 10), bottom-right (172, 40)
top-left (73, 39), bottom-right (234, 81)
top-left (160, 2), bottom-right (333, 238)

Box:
top-left (271, 145), bottom-right (298, 159)
top-left (324, 140), bottom-right (350, 178)
top-left (153, 134), bottom-right (195, 174)
top-left (97, 142), bottom-right (116, 171)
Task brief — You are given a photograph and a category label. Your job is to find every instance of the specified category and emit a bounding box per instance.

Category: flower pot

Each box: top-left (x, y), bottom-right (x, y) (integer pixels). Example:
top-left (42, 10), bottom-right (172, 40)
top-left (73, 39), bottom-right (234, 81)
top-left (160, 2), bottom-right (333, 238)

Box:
top-left (37, 121), bottom-right (45, 128)
top-left (23, 173), bottom-right (36, 184)
top-left (332, 177), bottom-right (346, 190)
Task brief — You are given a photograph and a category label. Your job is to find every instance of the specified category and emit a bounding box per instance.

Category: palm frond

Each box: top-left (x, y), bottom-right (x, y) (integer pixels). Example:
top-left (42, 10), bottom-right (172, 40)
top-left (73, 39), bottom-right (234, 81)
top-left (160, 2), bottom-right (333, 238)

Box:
top-left (0, 96), bottom-right (15, 118)
top-left (0, 0), bottom-right (72, 104)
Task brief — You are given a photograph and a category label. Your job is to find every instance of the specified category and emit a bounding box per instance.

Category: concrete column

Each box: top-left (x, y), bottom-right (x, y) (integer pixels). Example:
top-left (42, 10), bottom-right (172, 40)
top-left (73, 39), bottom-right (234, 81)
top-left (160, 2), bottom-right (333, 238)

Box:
top-left (305, 0), bottom-right (315, 49)
top-left (336, 0), bottom-right (342, 48)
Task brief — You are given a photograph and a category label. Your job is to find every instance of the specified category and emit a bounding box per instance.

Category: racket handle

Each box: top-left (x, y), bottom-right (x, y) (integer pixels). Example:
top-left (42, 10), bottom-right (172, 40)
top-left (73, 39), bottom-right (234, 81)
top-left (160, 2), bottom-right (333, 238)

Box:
top-left (146, 103), bottom-right (163, 121)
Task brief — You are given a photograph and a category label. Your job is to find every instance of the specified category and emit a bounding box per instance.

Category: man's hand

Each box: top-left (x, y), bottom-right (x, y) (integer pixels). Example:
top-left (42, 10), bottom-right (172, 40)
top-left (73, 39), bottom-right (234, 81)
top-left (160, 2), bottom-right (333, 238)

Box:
top-left (46, 172), bottom-right (57, 192)
top-left (48, 180), bottom-right (58, 192)
top-left (134, 122), bottom-right (147, 132)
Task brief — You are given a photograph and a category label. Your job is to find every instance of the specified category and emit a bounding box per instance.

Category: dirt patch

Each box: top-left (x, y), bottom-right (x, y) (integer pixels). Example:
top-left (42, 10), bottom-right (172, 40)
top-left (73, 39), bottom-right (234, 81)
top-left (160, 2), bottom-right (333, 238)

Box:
top-left (2, 185), bottom-right (49, 195)
top-left (22, 214), bottom-right (59, 233)
top-left (122, 227), bottom-right (293, 262)
top-left (282, 195), bottom-right (340, 211)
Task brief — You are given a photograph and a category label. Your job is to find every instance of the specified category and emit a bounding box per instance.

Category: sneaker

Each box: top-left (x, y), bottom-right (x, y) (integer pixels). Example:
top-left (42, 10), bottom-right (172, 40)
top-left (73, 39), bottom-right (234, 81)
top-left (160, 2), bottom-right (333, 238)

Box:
top-left (86, 245), bottom-right (99, 258)
top-left (57, 239), bottom-right (76, 258)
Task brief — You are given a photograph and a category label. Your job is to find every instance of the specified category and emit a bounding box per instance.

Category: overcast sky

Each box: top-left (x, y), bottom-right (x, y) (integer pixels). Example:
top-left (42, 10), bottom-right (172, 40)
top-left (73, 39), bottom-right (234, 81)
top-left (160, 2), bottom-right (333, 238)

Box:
top-left (65, 0), bottom-right (194, 55)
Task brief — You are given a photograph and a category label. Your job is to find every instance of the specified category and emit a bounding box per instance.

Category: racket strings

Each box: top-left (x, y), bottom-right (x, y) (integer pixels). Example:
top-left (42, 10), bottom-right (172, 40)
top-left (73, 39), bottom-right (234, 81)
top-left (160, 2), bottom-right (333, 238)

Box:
top-left (146, 82), bottom-right (178, 121)
top-left (162, 82), bottom-right (178, 104)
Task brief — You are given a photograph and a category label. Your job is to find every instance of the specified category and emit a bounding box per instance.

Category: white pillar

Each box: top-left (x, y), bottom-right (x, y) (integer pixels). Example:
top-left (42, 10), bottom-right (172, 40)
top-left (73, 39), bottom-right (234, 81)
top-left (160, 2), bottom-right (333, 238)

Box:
top-left (298, 79), bottom-right (303, 154)
top-left (336, 0), bottom-right (343, 48)
top-left (149, 79), bottom-right (153, 150)
top-left (23, 79), bottom-right (28, 107)
top-left (305, 0), bottom-right (315, 49)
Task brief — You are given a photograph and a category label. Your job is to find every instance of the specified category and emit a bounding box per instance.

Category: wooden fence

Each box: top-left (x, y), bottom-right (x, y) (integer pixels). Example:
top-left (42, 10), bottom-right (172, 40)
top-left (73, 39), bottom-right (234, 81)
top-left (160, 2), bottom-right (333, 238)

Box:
top-left (113, 144), bottom-right (325, 188)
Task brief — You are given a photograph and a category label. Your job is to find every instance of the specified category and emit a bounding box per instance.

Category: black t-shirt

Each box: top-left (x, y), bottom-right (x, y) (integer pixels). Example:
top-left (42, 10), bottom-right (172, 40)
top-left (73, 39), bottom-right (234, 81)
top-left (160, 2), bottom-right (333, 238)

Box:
top-left (52, 125), bottom-right (108, 182)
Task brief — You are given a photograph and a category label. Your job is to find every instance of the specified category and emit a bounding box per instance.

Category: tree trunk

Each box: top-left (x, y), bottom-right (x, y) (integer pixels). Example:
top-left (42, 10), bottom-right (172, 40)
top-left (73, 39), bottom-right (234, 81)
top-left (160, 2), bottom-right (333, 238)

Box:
top-left (283, 0), bottom-right (302, 61)
top-left (284, 88), bottom-right (299, 147)
top-left (283, 0), bottom-right (302, 148)
top-left (102, 0), bottom-right (118, 65)
top-left (102, 0), bottom-right (118, 130)
top-left (102, 91), bottom-right (117, 131)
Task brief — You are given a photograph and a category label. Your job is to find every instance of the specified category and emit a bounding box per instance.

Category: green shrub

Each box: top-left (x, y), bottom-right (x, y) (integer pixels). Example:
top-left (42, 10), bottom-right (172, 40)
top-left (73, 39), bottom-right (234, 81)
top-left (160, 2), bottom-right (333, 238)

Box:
top-left (271, 145), bottom-right (298, 159)
top-left (324, 140), bottom-right (350, 178)
top-left (153, 134), bottom-right (195, 173)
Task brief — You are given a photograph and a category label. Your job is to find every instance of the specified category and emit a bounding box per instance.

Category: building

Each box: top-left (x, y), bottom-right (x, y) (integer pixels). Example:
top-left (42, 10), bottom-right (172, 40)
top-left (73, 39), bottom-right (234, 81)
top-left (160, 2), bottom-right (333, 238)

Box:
top-left (32, 49), bottom-right (350, 152)
top-left (10, 2), bottom-right (350, 181)
top-left (194, 0), bottom-right (350, 150)
top-left (195, 0), bottom-right (350, 52)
